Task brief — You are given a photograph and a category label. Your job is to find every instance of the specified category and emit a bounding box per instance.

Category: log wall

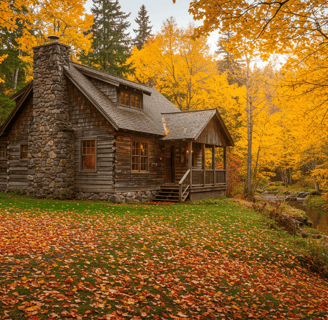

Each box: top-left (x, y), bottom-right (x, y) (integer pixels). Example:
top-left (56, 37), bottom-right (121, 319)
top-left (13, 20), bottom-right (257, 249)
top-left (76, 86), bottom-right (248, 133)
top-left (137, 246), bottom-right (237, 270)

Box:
top-left (115, 131), bottom-right (164, 191)
top-left (5, 97), bottom-right (33, 191)
top-left (0, 137), bottom-right (8, 191)
top-left (67, 80), bottom-right (115, 193)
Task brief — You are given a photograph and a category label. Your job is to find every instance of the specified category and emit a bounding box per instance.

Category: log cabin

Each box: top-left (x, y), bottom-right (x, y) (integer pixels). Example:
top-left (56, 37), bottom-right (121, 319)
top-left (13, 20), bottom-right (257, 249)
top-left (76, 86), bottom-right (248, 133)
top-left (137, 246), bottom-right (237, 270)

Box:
top-left (0, 35), bottom-right (234, 203)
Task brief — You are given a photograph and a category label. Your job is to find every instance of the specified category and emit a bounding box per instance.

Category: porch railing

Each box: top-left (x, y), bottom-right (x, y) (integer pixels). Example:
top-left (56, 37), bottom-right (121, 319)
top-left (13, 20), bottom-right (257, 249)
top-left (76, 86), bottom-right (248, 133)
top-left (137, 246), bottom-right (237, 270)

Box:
top-left (179, 169), bottom-right (191, 201)
top-left (189, 169), bottom-right (226, 186)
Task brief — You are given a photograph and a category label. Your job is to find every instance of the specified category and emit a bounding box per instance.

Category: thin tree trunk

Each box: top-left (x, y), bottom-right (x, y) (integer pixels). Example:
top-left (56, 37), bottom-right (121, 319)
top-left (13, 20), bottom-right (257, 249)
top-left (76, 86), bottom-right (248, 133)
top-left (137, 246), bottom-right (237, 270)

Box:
top-left (288, 168), bottom-right (292, 185)
top-left (313, 176), bottom-right (320, 192)
top-left (246, 56), bottom-right (252, 195)
top-left (252, 146), bottom-right (261, 195)
top-left (13, 68), bottom-right (19, 90)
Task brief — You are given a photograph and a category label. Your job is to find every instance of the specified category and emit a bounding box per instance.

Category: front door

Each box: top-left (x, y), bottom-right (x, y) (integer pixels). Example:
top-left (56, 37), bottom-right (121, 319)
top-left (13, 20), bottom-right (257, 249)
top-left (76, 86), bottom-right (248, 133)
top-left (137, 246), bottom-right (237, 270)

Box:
top-left (164, 145), bottom-right (175, 183)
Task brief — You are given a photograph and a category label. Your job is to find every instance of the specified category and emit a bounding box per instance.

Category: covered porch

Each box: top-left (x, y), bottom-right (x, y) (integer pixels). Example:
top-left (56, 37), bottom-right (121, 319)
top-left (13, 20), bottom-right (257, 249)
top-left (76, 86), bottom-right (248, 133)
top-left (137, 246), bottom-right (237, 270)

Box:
top-left (179, 141), bottom-right (227, 201)
top-left (154, 108), bottom-right (234, 202)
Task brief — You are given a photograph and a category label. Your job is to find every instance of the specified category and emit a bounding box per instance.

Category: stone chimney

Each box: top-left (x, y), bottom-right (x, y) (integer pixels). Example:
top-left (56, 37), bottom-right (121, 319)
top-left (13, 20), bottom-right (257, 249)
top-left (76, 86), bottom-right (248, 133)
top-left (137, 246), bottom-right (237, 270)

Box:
top-left (29, 35), bottom-right (74, 198)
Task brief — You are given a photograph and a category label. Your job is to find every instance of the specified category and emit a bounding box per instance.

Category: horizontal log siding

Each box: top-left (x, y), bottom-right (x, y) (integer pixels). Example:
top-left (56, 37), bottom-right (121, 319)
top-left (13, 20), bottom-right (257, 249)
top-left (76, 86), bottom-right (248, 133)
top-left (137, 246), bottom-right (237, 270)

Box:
top-left (6, 97), bottom-right (33, 191)
top-left (0, 137), bottom-right (8, 191)
top-left (114, 132), bottom-right (164, 191)
top-left (67, 80), bottom-right (115, 193)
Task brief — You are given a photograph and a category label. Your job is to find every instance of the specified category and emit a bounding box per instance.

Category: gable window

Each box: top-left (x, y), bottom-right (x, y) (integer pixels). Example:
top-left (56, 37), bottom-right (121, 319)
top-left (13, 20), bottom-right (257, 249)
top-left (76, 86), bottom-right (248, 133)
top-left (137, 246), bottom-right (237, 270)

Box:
top-left (0, 144), bottom-right (6, 159)
top-left (120, 91), bottom-right (141, 109)
top-left (21, 145), bottom-right (28, 159)
top-left (131, 141), bottom-right (148, 172)
top-left (81, 140), bottom-right (96, 171)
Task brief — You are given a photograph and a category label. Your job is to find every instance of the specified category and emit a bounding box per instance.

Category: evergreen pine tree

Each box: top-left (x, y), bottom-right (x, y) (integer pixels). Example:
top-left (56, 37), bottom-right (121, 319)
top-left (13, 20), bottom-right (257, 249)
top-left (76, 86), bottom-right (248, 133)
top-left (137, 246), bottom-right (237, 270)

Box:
top-left (0, 3), bottom-right (29, 123)
top-left (81, 0), bottom-right (132, 77)
top-left (216, 31), bottom-right (245, 87)
top-left (133, 5), bottom-right (152, 50)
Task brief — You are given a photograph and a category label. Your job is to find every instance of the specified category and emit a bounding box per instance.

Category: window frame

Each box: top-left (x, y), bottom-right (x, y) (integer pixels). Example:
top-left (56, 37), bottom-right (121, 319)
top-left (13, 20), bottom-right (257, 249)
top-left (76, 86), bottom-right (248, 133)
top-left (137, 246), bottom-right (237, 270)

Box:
top-left (80, 137), bottom-right (97, 172)
top-left (131, 140), bottom-right (149, 173)
top-left (20, 144), bottom-right (28, 160)
top-left (118, 88), bottom-right (143, 110)
top-left (0, 143), bottom-right (7, 159)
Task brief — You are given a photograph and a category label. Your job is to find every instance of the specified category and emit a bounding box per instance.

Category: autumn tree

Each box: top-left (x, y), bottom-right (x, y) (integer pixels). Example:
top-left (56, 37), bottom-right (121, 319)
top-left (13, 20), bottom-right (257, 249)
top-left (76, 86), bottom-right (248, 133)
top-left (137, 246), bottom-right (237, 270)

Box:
top-left (128, 18), bottom-right (218, 111)
top-left (133, 4), bottom-right (152, 50)
top-left (81, 0), bottom-right (132, 77)
top-left (0, 0), bottom-right (34, 83)
top-left (216, 31), bottom-right (244, 87)
top-left (0, 0), bottom-right (93, 87)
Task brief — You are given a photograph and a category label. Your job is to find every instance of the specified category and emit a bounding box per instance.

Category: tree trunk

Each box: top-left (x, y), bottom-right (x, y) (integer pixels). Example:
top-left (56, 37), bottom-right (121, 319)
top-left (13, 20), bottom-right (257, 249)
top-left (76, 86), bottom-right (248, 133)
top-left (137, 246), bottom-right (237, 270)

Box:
top-left (313, 176), bottom-right (320, 192)
top-left (252, 146), bottom-right (260, 195)
top-left (13, 68), bottom-right (19, 90)
top-left (288, 168), bottom-right (292, 185)
top-left (246, 56), bottom-right (252, 195)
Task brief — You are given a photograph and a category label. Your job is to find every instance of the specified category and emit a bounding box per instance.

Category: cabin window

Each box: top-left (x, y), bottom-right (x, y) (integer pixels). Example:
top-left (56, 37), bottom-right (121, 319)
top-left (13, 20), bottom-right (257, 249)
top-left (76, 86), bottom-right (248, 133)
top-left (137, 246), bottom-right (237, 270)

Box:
top-left (131, 141), bottom-right (148, 172)
top-left (20, 145), bottom-right (28, 159)
top-left (0, 145), bottom-right (6, 159)
top-left (120, 91), bottom-right (141, 109)
top-left (81, 140), bottom-right (96, 171)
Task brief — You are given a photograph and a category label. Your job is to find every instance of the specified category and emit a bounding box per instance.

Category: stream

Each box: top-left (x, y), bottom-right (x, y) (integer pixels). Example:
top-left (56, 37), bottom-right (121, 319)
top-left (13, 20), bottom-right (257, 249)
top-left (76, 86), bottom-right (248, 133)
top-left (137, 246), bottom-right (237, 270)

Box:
top-left (287, 201), bottom-right (328, 235)
top-left (258, 195), bottom-right (328, 235)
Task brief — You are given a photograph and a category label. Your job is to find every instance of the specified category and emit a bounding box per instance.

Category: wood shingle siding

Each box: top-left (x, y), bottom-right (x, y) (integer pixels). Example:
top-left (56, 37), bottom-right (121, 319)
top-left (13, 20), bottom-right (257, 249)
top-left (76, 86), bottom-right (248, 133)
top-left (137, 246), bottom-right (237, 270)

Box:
top-left (87, 76), bottom-right (117, 104)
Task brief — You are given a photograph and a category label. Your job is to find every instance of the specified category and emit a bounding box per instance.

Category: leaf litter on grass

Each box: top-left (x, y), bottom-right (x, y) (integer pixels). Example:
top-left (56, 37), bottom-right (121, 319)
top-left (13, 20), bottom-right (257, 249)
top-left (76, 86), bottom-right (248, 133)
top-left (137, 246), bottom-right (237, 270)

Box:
top-left (0, 201), bottom-right (328, 320)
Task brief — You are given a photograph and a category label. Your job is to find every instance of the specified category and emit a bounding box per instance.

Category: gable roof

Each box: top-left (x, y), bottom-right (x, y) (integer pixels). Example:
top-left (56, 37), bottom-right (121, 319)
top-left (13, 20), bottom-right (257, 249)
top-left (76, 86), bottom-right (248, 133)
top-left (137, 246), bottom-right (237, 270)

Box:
top-left (0, 82), bottom-right (33, 136)
top-left (3, 61), bottom-right (233, 146)
top-left (64, 63), bottom-right (180, 135)
top-left (72, 62), bottom-right (153, 95)
top-left (10, 84), bottom-right (31, 102)
top-left (161, 109), bottom-right (234, 146)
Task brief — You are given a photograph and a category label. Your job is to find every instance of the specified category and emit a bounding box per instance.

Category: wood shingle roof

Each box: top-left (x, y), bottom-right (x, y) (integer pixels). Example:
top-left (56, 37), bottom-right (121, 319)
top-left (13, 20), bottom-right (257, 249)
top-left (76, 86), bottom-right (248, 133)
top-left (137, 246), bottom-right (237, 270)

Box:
top-left (64, 63), bottom-right (180, 135)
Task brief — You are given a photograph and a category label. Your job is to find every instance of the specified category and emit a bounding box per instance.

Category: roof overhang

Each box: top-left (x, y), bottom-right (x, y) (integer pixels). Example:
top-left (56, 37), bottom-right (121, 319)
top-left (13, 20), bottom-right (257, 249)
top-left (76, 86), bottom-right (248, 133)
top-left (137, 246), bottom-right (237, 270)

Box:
top-left (73, 63), bottom-right (152, 96)
top-left (1, 82), bottom-right (33, 136)
top-left (64, 66), bottom-right (119, 131)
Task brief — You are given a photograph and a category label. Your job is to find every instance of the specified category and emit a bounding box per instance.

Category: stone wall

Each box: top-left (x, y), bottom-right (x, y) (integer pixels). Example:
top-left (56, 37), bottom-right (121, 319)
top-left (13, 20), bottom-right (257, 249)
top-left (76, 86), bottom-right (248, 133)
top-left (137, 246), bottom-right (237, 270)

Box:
top-left (28, 40), bottom-right (74, 198)
top-left (75, 190), bottom-right (157, 203)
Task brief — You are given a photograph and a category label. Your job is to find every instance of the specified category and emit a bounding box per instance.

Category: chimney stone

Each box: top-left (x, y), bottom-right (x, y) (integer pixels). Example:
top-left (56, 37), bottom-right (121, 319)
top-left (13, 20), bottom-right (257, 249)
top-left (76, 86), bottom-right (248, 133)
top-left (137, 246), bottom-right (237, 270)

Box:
top-left (29, 38), bottom-right (74, 198)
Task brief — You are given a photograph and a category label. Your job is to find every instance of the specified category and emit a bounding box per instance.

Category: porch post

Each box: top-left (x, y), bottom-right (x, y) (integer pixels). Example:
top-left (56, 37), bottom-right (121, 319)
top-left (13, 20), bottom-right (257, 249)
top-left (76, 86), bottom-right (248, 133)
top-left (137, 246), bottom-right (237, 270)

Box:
top-left (202, 143), bottom-right (205, 186)
top-left (223, 146), bottom-right (227, 184)
top-left (188, 140), bottom-right (192, 186)
top-left (212, 145), bottom-right (216, 185)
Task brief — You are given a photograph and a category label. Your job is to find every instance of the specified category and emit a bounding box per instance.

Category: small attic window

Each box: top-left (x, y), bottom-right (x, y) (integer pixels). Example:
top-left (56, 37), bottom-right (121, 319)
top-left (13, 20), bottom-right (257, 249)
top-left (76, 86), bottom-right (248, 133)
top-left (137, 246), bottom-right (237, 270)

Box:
top-left (120, 90), bottom-right (141, 109)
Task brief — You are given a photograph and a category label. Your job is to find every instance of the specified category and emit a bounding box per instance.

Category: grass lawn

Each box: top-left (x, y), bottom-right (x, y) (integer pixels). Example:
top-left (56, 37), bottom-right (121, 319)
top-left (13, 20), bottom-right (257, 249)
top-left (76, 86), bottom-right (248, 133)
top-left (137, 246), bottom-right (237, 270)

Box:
top-left (0, 193), bottom-right (327, 320)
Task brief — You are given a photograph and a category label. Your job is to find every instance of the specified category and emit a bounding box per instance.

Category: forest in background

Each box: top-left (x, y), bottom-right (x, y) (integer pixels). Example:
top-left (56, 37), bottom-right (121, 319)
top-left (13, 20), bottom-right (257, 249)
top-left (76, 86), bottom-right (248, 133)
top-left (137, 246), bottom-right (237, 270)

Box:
top-left (1, 0), bottom-right (328, 200)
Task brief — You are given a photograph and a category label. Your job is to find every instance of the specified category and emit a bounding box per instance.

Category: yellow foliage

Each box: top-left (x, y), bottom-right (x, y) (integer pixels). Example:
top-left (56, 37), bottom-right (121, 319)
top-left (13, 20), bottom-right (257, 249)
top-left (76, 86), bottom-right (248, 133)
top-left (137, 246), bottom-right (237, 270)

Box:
top-left (0, 0), bottom-right (93, 82)
top-left (127, 18), bottom-right (217, 111)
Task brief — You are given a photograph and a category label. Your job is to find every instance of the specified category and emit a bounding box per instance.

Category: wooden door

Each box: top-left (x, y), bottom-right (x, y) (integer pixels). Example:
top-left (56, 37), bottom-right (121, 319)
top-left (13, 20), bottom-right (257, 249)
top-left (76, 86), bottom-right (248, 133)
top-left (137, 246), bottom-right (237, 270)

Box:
top-left (164, 146), bottom-right (175, 183)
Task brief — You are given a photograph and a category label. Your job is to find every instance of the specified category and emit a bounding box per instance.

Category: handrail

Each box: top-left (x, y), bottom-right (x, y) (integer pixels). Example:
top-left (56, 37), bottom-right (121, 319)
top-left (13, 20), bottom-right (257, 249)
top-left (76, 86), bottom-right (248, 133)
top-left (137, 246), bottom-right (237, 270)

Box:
top-left (179, 169), bottom-right (191, 185)
top-left (179, 169), bottom-right (191, 201)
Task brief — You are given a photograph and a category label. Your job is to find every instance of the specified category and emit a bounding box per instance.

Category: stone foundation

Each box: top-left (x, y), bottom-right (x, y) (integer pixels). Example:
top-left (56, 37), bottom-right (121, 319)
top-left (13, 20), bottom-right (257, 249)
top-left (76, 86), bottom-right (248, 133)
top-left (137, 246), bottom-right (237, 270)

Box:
top-left (75, 190), bottom-right (158, 203)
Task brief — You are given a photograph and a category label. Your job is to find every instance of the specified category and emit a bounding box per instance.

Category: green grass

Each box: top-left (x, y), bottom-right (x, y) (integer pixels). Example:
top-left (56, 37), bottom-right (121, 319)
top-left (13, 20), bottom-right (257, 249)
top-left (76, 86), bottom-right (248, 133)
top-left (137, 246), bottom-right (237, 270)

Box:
top-left (265, 184), bottom-right (315, 194)
top-left (0, 192), bottom-right (328, 319)
top-left (304, 195), bottom-right (328, 209)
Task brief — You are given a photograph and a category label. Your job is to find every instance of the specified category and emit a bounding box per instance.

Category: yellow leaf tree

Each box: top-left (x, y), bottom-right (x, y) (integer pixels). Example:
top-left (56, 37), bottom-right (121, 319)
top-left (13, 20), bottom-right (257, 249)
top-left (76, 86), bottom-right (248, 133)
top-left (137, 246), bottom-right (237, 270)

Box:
top-left (4, 0), bottom-right (93, 83)
top-left (127, 17), bottom-right (217, 111)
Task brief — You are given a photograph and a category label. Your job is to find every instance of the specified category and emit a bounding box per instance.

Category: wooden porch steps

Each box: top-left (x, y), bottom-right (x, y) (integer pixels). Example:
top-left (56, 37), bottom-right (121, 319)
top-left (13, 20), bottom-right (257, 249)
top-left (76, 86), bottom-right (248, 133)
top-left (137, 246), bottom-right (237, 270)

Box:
top-left (153, 185), bottom-right (189, 202)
